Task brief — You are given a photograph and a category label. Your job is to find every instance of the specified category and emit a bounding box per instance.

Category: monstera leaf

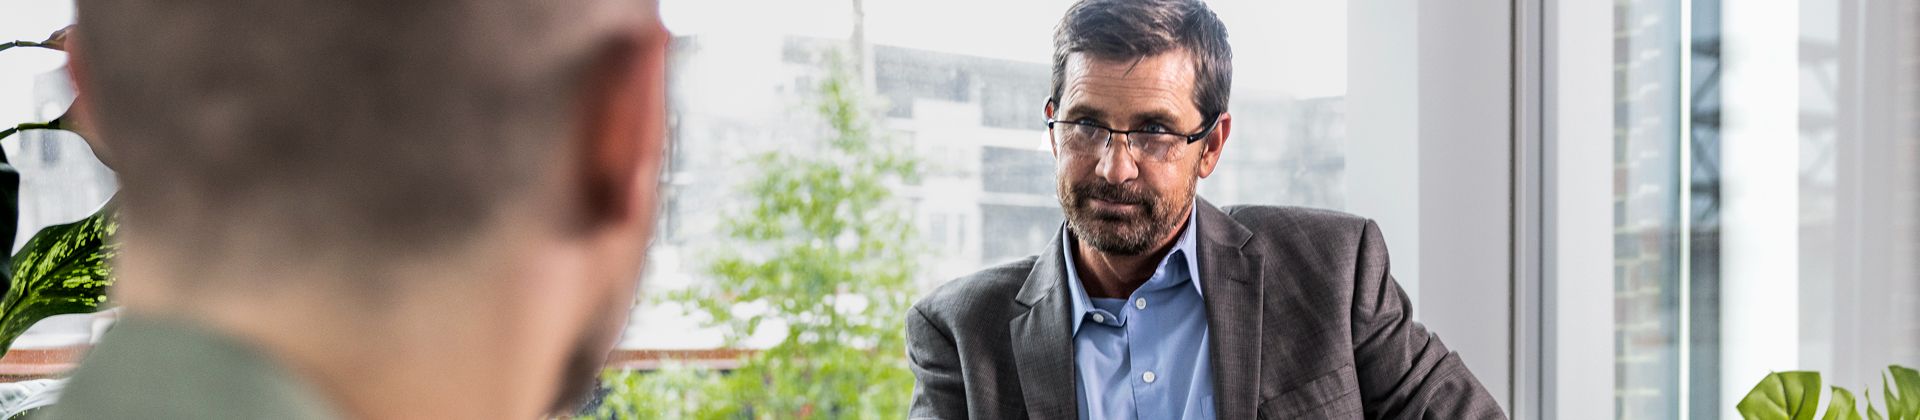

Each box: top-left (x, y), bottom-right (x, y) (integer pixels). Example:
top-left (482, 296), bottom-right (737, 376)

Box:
top-left (1740, 366), bottom-right (1920, 420)
top-left (1741, 371), bottom-right (1825, 420)
top-left (1887, 366), bottom-right (1920, 420)
top-left (1828, 387), bottom-right (1865, 420)
top-left (0, 205), bottom-right (118, 355)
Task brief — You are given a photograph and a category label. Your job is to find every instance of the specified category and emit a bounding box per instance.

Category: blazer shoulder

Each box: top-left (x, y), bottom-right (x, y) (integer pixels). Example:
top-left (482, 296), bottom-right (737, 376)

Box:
top-left (1220, 204), bottom-right (1374, 236)
top-left (912, 255), bottom-right (1037, 320)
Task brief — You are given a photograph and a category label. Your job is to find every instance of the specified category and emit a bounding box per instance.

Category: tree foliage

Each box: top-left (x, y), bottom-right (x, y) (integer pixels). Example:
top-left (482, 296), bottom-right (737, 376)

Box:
top-left (592, 52), bottom-right (921, 419)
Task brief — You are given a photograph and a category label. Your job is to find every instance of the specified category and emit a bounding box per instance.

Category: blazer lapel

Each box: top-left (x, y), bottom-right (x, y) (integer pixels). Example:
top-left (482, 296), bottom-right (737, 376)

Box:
top-left (1195, 199), bottom-right (1263, 419)
top-left (1010, 228), bottom-right (1077, 419)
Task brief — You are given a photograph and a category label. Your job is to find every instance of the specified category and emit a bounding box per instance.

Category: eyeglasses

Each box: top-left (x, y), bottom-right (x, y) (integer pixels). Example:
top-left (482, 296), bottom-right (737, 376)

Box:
top-left (1045, 114), bottom-right (1219, 162)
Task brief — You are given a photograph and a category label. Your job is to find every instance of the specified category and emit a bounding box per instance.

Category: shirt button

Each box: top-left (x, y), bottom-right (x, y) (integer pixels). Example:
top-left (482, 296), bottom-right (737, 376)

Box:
top-left (1135, 298), bottom-right (1147, 310)
top-left (1142, 371), bottom-right (1157, 383)
top-left (1092, 313), bottom-right (1105, 323)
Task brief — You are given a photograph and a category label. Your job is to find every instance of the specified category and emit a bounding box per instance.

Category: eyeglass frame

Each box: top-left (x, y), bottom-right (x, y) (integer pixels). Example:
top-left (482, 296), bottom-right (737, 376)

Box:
top-left (1043, 102), bottom-right (1222, 161)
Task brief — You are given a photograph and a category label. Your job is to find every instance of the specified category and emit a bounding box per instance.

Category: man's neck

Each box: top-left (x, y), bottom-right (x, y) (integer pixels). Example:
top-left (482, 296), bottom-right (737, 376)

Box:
top-left (1072, 219), bottom-right (1190, 299)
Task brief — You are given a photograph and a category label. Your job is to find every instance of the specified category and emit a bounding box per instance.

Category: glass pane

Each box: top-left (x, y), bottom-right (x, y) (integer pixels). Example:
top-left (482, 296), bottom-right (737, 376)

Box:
top-left (631, 0), bottom-right (1361, 352)
top-left (1614, 0), bottom-right (1920, 418)
top-left (1612, 0), bottom-right (1685, 418)
top-left (611, 0), bottom-right (1386, 415)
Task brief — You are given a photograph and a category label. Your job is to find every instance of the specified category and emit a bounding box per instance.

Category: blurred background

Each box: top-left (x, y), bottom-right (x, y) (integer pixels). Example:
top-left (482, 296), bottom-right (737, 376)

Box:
top-left (2, 0), bottom-right (1916, 418)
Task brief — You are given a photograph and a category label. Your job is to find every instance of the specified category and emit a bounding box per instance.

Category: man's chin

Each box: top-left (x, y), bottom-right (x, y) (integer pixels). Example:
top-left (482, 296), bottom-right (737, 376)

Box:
top-left (547, 343), bottom-right (611, 416)
top-left (547, 297), bottom-right (629, 416)
top-left (1073, 224), bottom-right (1154, 256)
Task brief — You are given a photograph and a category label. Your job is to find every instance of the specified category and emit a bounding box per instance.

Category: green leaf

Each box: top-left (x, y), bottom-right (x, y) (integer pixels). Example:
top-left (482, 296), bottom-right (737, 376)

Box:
top-left (1828, 386), bottom-right (1865, 420)
top-left (0, 204), bottom-right (118, 355)
top-left (1891, 366), bottom-right (1920, 420)
top-left (1890, 371), bottom-right (1909, 420)
top-left (1740, 371), bottom-right (1825, 420)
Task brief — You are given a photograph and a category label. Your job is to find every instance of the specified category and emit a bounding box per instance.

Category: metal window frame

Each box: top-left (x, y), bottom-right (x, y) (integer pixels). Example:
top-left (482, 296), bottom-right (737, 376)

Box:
top-left (1513, 0), bottom-right (1618, 418)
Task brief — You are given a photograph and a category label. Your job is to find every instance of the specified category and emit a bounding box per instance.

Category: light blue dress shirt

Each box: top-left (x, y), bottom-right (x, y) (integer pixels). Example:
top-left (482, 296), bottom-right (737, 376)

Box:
top-left (1064, 205), bottom-right (1215, 420)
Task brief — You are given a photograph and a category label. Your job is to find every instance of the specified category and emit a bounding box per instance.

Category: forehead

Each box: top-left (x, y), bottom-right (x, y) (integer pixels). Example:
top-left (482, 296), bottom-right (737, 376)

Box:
top-left (1056, 50), bottom-right (1200, 120)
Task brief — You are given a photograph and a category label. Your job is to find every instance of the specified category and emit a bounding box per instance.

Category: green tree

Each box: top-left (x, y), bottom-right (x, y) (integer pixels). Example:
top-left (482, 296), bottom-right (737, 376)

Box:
top-left (593, 51), bottom-right (921, 419)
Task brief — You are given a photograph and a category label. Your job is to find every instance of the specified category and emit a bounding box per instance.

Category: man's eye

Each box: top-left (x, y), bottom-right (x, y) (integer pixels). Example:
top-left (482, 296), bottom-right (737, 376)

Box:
top-left (1140, 123), bottom-right (1172, 133)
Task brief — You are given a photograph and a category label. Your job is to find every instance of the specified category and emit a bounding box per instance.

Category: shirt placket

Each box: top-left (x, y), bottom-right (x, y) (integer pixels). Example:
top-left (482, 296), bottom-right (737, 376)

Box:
top-left (1127, 283), bottom-right (1170, 418)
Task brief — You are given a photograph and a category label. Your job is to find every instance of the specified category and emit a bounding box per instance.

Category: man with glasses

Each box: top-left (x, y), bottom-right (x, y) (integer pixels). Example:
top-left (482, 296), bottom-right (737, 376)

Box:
top-left (905, 0), bottom-right (1505, 418)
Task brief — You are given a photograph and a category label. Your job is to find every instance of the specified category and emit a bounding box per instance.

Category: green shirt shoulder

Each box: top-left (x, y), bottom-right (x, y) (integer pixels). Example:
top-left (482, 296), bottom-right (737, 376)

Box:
top-left (35, 316), bottom-right (340, 420)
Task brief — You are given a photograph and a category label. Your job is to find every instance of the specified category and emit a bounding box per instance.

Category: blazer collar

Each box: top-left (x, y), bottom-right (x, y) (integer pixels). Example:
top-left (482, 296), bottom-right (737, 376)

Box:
top-left (1009, 224), bottom-right (1077, 418)
top-left (1193, 198), bottom-right (1264, 419)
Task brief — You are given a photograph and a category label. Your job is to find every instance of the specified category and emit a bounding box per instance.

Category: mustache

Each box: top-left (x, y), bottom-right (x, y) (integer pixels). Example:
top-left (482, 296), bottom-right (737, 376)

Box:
top-left (1071, 181), bottom-right (1152, 207)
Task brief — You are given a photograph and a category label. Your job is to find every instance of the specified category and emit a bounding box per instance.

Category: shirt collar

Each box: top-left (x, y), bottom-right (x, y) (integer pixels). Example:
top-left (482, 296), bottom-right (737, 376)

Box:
top-left (1063, 201), bottom-right (1203, 335)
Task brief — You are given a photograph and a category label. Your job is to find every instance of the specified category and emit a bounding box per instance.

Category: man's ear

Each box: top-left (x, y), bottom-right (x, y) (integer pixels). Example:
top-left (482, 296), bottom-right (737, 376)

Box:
top-left (1195, 112), bottom-right (1230, 179)
top-left (1043, 99), bottom-right (1059, 158)
top-left (61, 29), bottom-right (110, 167)
top-left (575, 22), bottom-right (671, 232)
top-left (61, 28), bottom-right (87, 98)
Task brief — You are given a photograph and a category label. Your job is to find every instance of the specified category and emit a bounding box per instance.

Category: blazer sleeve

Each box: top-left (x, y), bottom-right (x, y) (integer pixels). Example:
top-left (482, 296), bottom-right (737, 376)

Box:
top-left (1349, 220), bottom-right (1508, 419)
top-left (906, 304), bottom-right (968, 419)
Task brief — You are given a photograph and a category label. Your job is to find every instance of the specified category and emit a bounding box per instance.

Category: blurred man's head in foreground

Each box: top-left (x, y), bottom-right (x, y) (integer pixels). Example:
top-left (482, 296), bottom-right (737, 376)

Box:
top-left (69, 0), bottom-right (671, 416)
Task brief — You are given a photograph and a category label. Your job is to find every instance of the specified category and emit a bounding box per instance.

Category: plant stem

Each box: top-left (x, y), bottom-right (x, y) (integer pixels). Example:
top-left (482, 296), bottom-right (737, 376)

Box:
top-left (0, 41), bottom-right (56, 54)
top-left (0, 122), bottom-right (61, 142)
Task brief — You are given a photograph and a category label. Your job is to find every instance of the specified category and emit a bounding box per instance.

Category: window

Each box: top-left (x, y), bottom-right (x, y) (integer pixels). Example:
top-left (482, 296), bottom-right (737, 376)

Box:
top-left (615, 0), bottom-right (1522, 414)
top-left (1610, 0), bottom-right (1920, 418)
top-left (630, 0), bottom-right (1377, 350)
top-left (2, 0), bottom-right (1520, 415)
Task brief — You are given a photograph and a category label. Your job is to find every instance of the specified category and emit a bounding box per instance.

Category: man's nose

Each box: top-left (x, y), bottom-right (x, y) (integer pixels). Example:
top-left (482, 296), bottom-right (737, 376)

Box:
top-left (1095, 136), bottom-right (1140, 185)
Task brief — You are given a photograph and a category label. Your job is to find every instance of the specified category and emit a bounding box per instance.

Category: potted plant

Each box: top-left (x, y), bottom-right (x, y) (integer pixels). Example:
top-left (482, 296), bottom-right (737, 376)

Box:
top-left (0, 25), bottom-right (121, 420)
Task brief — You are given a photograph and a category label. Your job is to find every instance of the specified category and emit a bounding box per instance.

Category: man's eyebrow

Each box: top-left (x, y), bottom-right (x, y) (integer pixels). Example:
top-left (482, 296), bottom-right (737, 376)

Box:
top-left (1129, 110), bottom-right (1182, 125)
top-left (1059, 105), bottom-right (1107, 121)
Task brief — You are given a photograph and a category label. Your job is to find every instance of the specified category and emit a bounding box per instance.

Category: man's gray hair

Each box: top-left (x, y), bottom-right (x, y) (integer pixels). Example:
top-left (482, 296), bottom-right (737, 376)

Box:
top-left (75, 0), bottom-right (644, 279)
top-left (1050, 0), bottom-right (1232, 118)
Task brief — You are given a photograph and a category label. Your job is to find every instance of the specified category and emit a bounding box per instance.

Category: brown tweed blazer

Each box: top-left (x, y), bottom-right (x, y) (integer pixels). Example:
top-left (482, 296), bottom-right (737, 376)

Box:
top-left (906, 198), bottom-right (1506, 419)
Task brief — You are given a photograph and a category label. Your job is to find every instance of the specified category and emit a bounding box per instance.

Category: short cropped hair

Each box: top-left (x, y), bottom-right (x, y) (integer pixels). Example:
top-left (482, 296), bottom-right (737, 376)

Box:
top-left (1050, 0), bottom-right (1233, 118)
top-left (75, 0), bottom-right (645, 277)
